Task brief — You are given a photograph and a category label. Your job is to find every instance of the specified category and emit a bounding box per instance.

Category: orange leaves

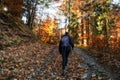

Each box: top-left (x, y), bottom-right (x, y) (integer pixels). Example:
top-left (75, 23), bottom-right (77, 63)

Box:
top-left (59, 0), bottom-right (84, 20)
top-left (41, 17), bottom-right (57, 36)
top-left (33, 17), bottom-right (58, 43)
top-left (42, 19), bottom-right (56, 36)
top-left (59, 4), bottom-right (66, 11)
top-left (0, 41), bottom-right (53, 79)
top-left (32, 49), bottom-right (87, 79)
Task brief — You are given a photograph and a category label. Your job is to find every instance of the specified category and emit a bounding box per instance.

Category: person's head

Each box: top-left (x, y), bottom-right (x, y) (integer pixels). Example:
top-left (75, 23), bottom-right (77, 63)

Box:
top-left (65, 32), bottom-right (69, 35)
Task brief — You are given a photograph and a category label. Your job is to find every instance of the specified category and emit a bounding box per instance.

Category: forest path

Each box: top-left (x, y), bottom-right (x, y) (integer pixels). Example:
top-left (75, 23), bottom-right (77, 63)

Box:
top-left (26, 47), bottom-right (113, 80)
top-left (0, 42), bottom-right (114, 80)
top-left (74, 48), bottom-right (115, 80)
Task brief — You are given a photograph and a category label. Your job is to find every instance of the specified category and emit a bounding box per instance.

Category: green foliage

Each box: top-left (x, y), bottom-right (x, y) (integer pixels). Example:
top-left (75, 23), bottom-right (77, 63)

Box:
top-left (8, 38), bottom-right (22, 45)
top-left (88, 0), bottom-right (114, 35)
top-left (38, 0), bottom-right (44, 4)
top-left (45, 3), bottom-right (49, 7)
top-left (0, 58), bottom-right (5, 64)
top-left (68, 13), bottom-right (79, 43)
top-left (15, 38), bottom-right (22, 43)
top-left (70, 50), bottom-right (74, 56)
top-left (1, 33), bottom-right (7, 37)
top-left (8, 40), bottom-right (14, 44)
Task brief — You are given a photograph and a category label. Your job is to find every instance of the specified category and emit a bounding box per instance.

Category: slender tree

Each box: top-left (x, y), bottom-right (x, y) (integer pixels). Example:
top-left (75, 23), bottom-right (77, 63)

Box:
top-left (22, 0), bottom-right (38, 29)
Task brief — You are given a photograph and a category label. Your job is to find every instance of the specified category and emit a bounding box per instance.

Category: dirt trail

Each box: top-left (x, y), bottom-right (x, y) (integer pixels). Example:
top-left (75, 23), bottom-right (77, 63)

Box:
top-left (27, 47), bottom-right (113, 80)
top-left (0, 44), bottom-right (115, 80)
top-left (75, 48), bottom-right (116, 80)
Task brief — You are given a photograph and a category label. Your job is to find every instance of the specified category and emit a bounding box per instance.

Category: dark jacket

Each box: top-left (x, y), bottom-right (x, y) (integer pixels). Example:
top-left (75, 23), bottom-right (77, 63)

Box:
top-left (59, 34), bottom-right (74, 54)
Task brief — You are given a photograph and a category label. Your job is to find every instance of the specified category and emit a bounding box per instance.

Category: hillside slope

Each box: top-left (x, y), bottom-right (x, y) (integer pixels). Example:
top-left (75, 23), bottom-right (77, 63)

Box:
top-left (0, 12), bottom-right (33, 50)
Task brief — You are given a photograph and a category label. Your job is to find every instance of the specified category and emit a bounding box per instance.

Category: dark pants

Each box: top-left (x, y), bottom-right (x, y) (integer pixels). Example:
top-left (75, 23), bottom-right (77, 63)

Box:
top-left (61, 46), bottom-right (71, 70)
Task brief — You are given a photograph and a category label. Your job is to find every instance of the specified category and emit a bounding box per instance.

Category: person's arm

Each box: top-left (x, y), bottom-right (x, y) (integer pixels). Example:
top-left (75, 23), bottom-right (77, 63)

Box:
top-left (69, 36), bottom-right (74, 49)
top-left (59, 40), bottom-right (62, 54)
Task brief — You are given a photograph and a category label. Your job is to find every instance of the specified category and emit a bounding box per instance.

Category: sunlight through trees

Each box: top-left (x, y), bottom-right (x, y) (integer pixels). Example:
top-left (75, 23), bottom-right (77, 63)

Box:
top-left (1, 0), bottom-right (120, 50)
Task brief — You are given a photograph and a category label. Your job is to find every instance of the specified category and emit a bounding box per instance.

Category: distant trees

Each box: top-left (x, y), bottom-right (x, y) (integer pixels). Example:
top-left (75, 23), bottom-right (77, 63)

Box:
top-left (3, 0), bottom-right (53, 29)
top-left (1, 0), bottom-right (120, 48)
top-left (33, 16), bottom-right (59, 44)
top-left (22, 0), bottom-right (38, 29)
top-left (22, 0), bottom-right (53, 29)
top-left (59, 0), bottom-right (120, 50)
top-left (85, 0), bottom-right (115, 49)
top-left (59, 0), bottom-right (83, 43)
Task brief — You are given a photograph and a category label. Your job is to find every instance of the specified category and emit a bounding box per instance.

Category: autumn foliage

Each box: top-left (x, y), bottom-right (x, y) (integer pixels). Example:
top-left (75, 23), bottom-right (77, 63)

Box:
top-left (33, 17), bottom-right (59, 44)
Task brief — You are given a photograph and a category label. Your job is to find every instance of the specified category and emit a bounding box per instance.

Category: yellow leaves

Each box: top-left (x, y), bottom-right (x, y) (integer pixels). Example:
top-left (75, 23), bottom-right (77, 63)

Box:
top-left (33, 17), bottom-right (58, 43)
top-left (59, 0), bottom-right (83, 21)
top-left (41, 20), bottom-right (56, 37)
top-left (59, 5), bottom-right (66, 11)
top-left (71, 9), bottom-right (77, 14)
top-left (31, 49), bottom-right (87, 79)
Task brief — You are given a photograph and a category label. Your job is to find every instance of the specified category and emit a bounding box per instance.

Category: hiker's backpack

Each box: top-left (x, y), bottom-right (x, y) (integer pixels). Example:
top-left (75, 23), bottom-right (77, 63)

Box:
top-left (61, 35), bottom-right (70, 46)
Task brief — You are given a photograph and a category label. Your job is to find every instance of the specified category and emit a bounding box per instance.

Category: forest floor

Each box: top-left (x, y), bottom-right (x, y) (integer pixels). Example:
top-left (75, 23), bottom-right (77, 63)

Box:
top-left (0, 41), bottom-right (117, 80)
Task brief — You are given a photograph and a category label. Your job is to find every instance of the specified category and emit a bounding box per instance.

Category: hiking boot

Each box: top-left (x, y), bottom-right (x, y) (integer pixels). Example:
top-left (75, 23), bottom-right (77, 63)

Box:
top-left (61, 66), bottom-right (67, 76)
top-left (61, 70), bottom-right (66, 76)
top-left (64, 66), bottom-right (67, 71)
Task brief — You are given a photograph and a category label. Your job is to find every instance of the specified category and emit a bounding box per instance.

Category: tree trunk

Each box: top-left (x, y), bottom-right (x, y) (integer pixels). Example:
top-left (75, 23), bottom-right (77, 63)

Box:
top-left (103, 19), bottom-right (109, 49)
top-left (81, 19), bottom-right (84, 46)
top-left (26, 0), bottom-right (37, 29)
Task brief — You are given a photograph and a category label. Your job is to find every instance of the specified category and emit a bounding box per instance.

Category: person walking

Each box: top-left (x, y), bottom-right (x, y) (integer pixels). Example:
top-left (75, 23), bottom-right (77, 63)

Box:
top-left (59, 32), bottom-right (74, 76)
